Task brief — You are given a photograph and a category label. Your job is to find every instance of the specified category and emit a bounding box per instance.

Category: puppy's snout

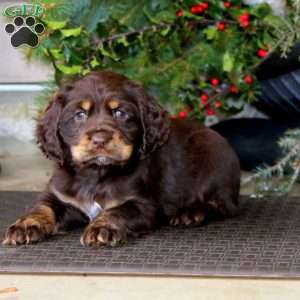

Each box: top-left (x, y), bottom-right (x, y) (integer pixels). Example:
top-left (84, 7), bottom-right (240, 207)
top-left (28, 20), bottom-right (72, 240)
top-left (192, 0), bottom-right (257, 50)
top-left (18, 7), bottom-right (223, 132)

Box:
top-left (91, 130), bottom-right (112, 148)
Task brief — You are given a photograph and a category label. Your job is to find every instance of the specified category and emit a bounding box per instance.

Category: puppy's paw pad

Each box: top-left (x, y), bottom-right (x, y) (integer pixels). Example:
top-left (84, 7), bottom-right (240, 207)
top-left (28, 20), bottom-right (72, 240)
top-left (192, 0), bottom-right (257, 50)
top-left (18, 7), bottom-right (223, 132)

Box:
top-left (2, 217), bottom-right (47, 245)
top-left (80, 219), bottom-right (126, 247)
top-left (170, 210), bottom-right (205, 227)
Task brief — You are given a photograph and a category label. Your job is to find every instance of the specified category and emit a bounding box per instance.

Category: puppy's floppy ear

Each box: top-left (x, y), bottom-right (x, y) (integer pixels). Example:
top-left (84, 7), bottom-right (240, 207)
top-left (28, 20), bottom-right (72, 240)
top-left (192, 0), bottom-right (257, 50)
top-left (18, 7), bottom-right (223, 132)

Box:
top-left (36, 92), bottom-right (65, 165)
top-left (127, 81), bottom-right (170, 159)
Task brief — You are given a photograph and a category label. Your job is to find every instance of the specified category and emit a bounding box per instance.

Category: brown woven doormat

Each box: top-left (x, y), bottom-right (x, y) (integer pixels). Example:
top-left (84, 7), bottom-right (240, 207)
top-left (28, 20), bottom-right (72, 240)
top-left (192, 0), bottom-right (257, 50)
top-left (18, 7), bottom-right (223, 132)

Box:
top-left (0, 191), bottom-right (300, 277)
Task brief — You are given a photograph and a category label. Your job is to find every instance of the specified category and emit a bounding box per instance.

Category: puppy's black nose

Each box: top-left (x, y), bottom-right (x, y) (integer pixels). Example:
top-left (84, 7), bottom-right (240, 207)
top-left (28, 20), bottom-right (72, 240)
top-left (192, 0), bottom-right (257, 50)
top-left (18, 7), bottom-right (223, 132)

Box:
top-left (91, 131), bottom-right (112, 147)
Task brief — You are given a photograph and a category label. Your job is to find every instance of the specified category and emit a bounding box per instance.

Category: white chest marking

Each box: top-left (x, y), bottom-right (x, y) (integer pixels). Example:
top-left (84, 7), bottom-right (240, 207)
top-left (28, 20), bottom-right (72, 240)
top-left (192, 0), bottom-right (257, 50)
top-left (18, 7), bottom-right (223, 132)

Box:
top-left (50, 185), bottom-right (103, 221)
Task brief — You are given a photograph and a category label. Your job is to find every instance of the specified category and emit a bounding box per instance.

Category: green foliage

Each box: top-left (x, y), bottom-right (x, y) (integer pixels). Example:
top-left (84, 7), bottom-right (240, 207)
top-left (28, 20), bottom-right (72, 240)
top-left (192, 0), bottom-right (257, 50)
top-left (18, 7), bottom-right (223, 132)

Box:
top-left (29, 0), bottom-right (300, 121)
top-left (243, 129), bottom-right (300, 197)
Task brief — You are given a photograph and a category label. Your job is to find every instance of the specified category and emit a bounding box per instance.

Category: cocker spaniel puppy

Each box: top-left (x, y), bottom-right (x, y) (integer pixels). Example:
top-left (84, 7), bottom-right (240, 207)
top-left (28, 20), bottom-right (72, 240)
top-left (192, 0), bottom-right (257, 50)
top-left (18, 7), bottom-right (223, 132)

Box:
top-left (3, 71), bottom-right (240, 247)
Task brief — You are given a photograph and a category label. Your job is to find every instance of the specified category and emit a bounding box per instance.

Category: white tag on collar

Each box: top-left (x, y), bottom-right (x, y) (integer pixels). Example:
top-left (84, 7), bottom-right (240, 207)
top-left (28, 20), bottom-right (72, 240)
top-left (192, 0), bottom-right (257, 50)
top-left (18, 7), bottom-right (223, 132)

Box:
top-left (50, 184), bottom-right (103, 221)
top-left (87, 201), bottom-right (103, 221)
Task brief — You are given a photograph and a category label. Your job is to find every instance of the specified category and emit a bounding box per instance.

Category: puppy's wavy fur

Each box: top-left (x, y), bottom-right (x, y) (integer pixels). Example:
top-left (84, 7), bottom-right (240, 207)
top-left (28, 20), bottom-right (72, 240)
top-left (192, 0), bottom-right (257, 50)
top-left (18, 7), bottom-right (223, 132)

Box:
top-left (3, 71), bottom-right (240, 247)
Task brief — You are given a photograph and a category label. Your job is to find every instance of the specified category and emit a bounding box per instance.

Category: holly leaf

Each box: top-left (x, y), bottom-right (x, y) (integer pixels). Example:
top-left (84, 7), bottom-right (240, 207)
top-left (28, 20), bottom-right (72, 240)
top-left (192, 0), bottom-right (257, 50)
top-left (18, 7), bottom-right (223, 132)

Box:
top-left (81, 0), bottom-right (111, 32)
top-left (82, 68), bottom-right (91, 75)
top-left (251, 3), bottom-right (272, 18)
top-left (263, 15), bottom-right (286, 28)
top-left (117, 36), bottom-right (129, 47)
top-left (61, 27), bottom-right (82, 37)
top-left (46, 20), bottom-right (68, 30)
top-left (99, 45), bottom-right (119, 61)
top-left (223, 51), bottom-right (234, 72)
top-left (204, 27), bottom-right (217, 40)
top-left (160, 26), bottom-right (171, 36)
top-left (90, 57), bottom-right (100, 68)
top-left (57, 64), bottom-right (82, 75)
top-left (49, 49), bottom-right (64, 60)
top-left (153, 10), bottom-right (176, 23)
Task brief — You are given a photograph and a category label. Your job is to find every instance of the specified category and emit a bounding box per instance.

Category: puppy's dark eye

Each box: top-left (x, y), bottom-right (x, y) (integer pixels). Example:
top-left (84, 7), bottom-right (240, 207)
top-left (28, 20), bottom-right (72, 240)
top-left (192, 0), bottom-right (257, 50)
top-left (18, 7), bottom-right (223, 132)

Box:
top-left (74, 110), bottom-right (87, 122)
top-left (112, 109), bottom-right (128, 119)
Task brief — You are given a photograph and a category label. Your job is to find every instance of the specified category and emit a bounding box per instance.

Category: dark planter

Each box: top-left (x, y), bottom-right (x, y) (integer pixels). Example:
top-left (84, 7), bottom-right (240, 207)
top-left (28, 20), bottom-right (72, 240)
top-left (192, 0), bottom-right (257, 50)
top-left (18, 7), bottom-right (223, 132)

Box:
top-left (212, 43), bottom-right (300, 170)
top-left (211, 118), bottom-right (300, 171)
top-left (254, 43), bottom-right (300, 120)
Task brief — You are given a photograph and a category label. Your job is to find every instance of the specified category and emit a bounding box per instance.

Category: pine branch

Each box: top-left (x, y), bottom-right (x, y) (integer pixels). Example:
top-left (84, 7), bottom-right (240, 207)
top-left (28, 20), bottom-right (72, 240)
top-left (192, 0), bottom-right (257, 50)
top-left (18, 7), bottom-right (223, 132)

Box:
top-left (286, 160), bottom-right (300, 192)
top-left (90, 18), bottom-right (239, 48)
top-left (249, 36), bottom-right (286, 71)
top-left (91, 23), bottom-right (172, 47)
top-left (242, 141), bottom-right (300, 185)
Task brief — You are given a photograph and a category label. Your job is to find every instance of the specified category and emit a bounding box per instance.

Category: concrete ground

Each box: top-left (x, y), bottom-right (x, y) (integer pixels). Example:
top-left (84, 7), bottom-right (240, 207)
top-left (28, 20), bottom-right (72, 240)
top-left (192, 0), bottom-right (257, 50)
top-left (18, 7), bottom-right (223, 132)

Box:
top-left (1, 275), bottom-right (300, 300)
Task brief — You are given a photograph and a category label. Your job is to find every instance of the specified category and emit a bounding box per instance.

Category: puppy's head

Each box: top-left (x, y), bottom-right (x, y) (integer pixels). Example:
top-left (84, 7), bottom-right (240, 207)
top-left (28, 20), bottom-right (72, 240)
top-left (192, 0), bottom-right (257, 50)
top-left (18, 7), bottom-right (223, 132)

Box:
top-left (37, 71), bottom-right (170, 167)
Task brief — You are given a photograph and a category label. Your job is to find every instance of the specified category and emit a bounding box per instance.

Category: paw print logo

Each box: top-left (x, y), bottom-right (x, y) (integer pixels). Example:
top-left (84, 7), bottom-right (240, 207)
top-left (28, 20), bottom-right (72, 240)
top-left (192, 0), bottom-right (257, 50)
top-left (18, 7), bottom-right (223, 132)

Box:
top-left (5, 16), bottom-right (45, 48)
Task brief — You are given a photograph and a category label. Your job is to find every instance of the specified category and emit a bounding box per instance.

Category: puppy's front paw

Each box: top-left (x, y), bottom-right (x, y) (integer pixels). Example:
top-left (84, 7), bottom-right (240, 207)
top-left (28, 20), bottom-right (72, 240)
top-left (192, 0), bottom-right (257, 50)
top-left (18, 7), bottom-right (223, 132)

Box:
top-left (3, 215), bottom-right (54, 245)
top-left (80, 216), bottom-right (127, 247)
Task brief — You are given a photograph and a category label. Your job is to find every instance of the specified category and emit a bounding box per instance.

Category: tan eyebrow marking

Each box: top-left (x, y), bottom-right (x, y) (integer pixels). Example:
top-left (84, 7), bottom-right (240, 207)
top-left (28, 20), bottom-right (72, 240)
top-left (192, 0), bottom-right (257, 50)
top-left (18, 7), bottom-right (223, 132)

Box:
top-left (80, 99), bottom-right (93, 111)
top-left (108, 99), bottom-right (120, 110)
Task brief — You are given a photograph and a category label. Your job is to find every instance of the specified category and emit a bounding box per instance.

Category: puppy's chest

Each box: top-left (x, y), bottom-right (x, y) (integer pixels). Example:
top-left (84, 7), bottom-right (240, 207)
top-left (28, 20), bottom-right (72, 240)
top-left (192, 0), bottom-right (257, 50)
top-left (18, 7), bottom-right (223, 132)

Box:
top-left (51, 176), bottom-right (133, 220)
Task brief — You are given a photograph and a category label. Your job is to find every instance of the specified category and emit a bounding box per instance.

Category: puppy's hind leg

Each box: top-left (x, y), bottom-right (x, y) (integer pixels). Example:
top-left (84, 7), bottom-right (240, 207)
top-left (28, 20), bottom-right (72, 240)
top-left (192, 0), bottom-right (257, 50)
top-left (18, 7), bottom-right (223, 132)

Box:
top-left (169, 205), bottom-right (207, 227)
top-left (207, 189), bottom-right (240, 218)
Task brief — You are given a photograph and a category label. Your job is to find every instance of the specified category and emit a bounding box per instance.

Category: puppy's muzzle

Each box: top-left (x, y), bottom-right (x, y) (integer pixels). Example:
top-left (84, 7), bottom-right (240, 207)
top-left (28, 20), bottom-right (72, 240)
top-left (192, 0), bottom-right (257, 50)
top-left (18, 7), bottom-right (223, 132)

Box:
top-left (89, 130), bottom-right (113, 149)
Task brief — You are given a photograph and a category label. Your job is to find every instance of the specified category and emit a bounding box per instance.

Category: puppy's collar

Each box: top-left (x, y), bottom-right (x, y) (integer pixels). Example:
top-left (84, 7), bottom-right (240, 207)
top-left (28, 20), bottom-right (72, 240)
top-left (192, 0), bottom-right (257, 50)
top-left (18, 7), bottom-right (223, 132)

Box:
top-left (50, 184), bottom-right (103, 221)
top-left (87, 201), bottom-right (102, 221)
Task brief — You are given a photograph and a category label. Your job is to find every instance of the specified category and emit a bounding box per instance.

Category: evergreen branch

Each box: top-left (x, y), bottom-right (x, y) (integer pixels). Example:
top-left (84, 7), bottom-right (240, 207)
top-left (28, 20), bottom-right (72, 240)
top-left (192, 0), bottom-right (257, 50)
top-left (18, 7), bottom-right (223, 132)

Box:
top-left (46, 48), bottom-right (59, 72)
top-left (286, 160), bottom-right (300, 192)
top-left (90, 18), bottom-right (239, 48)
top-left (119, 0), bottom-right (146, 27)
top-left (249, 36), bottom-right (286, 71)
top-left (189, 19), bottom-right (238, 26)
top-left (210, 87), bottom-right (230, 100)
top-left (242, 141), bottom-right (300, 185)
top-left (91, 23), bottom-right (172, 46)
top-left (293, 0), bottom-right (300, 22)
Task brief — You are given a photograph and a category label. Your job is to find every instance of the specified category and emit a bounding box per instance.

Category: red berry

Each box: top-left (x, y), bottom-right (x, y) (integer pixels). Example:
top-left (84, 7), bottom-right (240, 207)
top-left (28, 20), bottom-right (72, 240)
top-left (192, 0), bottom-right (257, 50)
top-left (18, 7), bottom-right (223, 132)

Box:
top-left (214, 101), bottom-right (222, 108)
top-left (201, 2), bottom-right (209, 10)
top-left (239, 13), bottom-right (249, 22)
top-left (217, 22), bottom-right (226, 31)
top-left (190, 5), bottom-right (203, 14)
top-left (211, 78), bottom-right (220, 86)
top-left (244, 75), bottom-right (254, 85)
top-left (223, 1), bottom-right (231, 8)
top-left (257, 49), bottom-right (268, 58)
top-left (176, 9), bottom-right (184, 17)
top-left (206, 108), bottom-right (216, 116)
top-left (229, 85), bottom-right (239, 94)
top-left (200, 93), bottom-right (209, 104)
top-left (178, 111), bottom-right (187, 119)
top-left (170, 115), bottom-right (177, 120)
top-left (240, 20), bottom-right (250, 27)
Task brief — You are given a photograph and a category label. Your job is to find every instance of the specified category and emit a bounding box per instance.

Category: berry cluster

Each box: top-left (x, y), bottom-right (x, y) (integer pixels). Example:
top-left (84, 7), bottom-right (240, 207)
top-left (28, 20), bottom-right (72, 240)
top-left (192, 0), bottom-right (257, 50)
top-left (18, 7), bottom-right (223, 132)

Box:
top-left (172, 2), bottom-right (271, 121)
top-left (190, 2), bottom-right (209, 14)
top-left (172, 73), bottom-right (257, 120)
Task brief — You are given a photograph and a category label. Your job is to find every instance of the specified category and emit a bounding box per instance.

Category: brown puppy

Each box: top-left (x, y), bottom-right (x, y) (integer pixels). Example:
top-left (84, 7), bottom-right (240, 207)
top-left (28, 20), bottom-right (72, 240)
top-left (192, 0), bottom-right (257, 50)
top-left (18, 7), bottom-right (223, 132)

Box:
top-left (3, 71), bottom-right (240, 247)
